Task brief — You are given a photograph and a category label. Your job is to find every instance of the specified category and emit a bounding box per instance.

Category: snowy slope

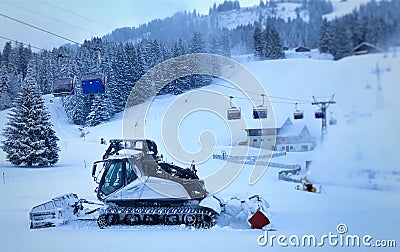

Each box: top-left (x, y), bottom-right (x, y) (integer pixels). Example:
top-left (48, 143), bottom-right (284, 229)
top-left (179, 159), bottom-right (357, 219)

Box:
top-left (203, 0), bottom-right (373, 30)
top-left (211, 3), bottom-right (308, 30)
top-left (323, 0), bottom-right (373, 21)
top-left (1, 52), bottom-right (400, 251)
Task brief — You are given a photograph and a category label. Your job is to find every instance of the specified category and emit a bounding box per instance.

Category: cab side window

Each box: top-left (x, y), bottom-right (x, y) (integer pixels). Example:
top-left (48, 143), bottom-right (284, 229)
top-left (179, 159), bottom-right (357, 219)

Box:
top-left (126, 160), bottom-right (138, 184)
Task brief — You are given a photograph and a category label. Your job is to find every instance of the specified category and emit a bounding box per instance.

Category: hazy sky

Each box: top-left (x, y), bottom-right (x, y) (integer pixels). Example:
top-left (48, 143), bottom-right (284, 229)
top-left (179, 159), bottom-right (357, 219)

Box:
top-left (0, 0), bottom-right (260, 51)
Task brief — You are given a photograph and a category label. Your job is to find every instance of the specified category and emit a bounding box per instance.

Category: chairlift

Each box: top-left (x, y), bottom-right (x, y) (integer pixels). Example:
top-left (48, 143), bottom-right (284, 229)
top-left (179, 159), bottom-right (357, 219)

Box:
top-left (329, 112), bottom-right (337, 125)
top-left (293, 103), bottom-right (304, 120)
top-left (52, 77), bottom-right (75, 97)
top-left (227, 96), bottom-right (241, 120)
top-left (315, 110), bottom-right (324, 119)
top-left (253, 94), bottom-right (267, 119)
top-left (81, 73), bottom-right (107, 95)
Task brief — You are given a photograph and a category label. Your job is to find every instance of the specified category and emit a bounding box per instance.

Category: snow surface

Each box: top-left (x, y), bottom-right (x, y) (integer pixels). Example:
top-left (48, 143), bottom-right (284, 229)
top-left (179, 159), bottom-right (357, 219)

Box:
top-left (211, 3), bottom-right (309, 30)
top-left (203, 0), bottom-right (373, 31)
top-left (323, 0), bottom-right (374, 21)
top-left (1, 52), bottom-right (400, 251)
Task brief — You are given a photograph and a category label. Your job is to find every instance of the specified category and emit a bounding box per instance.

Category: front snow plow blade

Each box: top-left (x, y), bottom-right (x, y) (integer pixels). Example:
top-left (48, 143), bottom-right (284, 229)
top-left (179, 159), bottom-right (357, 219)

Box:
top-left (29, 193), bottom-right (80, 229)
top-left (201, 194), bottom-right (272, 229)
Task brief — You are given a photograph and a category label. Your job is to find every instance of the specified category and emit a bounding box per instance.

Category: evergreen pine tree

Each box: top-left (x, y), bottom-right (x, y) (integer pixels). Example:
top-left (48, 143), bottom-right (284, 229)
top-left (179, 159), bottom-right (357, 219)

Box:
top-left (190, 32), bottom-right (206, 54)
top-left (331, 23), bottom-right (354, 60)
top-left (2, 62), bottom-right (59, 167)
top-left (253, 26), bottom-right (263, 57)
top-left (263, 24), bottom-right (284, 59)
top-left (2, 42), bottom-right (12, 71)
top-left (0, 63), bottom-right (12, 109)
top-left (319, 19), bottom-right (333, 53)
top-left (86, 95), bottom-right (115, 127)
top-left (221, 32), bottom-right (231, 57)
top-left (188, 32), bottom-right (211, 90)
top-left (63, 94), bottom-right (88, 125)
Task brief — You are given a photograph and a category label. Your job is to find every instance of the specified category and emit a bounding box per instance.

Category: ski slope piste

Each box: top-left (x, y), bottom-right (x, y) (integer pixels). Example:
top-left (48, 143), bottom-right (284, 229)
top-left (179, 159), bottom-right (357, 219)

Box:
top-left (29, 139), bottom-right (271, 229)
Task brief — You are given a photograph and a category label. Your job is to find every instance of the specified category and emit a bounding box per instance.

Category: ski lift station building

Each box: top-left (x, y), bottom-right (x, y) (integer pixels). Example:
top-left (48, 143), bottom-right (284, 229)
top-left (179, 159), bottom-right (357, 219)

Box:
top-left (244, 117), bottom-right (316, 152)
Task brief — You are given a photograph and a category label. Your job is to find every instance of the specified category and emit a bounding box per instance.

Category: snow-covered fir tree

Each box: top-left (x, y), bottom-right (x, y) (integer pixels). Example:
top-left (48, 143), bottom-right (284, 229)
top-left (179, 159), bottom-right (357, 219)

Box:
top-left (0, 63), bottom-right (12, 109)
top-left (2, 62), bottom-right (59, 167)
top-left (318, 19), bottom-right (333, 54)
top-left (109, 43), bottom-right (138, 112)
top-left (263, 24), bottom-right (284, 59)
top-left (86, 95), bottom-right (115, 127)
top-left (253, 26), bottom-right (263, 57)
top-left (63, 94), bottom-right (88, 125)
top-left (190, 32), bottom-right (206, 54)
top-left (254, 24), bottom-right (284, 59)
top-left (188, 32), bottom-right (212, 90)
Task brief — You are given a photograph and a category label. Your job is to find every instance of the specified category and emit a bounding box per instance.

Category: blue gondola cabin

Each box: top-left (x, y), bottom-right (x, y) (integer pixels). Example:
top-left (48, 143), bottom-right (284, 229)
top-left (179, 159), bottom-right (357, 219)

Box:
top-left (81, 74), bottom-right (107, 95)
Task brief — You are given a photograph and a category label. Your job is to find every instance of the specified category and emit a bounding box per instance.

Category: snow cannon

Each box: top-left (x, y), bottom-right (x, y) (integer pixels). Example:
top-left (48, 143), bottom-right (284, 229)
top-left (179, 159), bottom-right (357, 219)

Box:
top-left (294, 177), bottom-right (322, 193)
top-left (301, 177), bottom-right (318, 193)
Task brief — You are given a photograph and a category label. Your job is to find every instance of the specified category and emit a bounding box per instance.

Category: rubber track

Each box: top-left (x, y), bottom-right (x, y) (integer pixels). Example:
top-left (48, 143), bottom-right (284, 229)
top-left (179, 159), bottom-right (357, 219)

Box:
top-left (97, 206), bottom-right (217, 229)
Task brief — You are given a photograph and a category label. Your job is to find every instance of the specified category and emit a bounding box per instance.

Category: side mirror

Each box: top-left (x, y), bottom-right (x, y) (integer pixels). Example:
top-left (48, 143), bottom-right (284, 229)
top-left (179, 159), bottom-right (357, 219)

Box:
top-left (92, 163), bottom-right (97, 180)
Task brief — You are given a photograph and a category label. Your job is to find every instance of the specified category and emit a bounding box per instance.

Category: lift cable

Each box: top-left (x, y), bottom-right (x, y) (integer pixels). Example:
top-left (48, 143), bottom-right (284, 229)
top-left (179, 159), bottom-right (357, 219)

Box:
top-left (38, 0), bottom-right (114, 30)
top-left (0, 0), bottom-right (97, 36)
top-left (0, 12), bottom-right (84, 46)
top-left (194, 89), bottom-right (309, 105)
top-left (211, 82), bottom-right (312, 104)
top-left (0, 35), bottom-right (46, 51)
top-left (0, 12), bottom-right (109, 56)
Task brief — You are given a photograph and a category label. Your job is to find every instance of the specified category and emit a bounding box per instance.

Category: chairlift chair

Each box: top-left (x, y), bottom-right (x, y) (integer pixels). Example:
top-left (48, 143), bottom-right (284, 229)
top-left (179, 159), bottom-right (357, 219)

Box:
top-left (329, 112), bottom-right (337, 125)
top-left (253, 106), bottom-right (267, 119)
top-left (293, 103), bottom-right (304, 120)
top-left (227, 96), bottom-right (241, 120)
top-left (253, 94), bottom-right (268, 119)
top-left (294, 111), bottom-right (304, 120)
top-left (81, 73), bottom-right (107, 95)
top-left (227, 107), bottom-right (241, 120)
top-left (52, 77), bottom-right (75, 97)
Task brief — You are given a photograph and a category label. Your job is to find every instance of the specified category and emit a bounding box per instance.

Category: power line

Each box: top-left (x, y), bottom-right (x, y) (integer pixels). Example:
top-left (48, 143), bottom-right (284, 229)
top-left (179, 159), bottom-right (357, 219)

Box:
top-left (0, 0), bottom-right (97, 36)
top-left (38, 0), bottom-right (114, 30)
top-left (0, 35), bottom-right (45, 51)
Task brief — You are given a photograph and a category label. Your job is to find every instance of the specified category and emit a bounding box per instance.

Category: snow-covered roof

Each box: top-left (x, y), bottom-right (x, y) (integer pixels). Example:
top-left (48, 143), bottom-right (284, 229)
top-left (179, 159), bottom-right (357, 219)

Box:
top-left (278, 121), bottom-right (311, 138)
top-left (244, 116), bottom-right (313, 138)
top-left (353, 42), bottom-right (382, 54)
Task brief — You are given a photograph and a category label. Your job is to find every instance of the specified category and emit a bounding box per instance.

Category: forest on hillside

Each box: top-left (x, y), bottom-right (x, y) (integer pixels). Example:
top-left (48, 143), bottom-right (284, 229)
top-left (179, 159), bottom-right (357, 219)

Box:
top-left (0, 0), bottom-right (399, 127)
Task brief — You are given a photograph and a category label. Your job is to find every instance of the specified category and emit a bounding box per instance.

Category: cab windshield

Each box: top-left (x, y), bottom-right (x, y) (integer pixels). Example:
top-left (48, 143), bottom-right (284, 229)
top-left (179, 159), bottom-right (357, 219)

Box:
top-left (99, 159), bottom-right (138, 197)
